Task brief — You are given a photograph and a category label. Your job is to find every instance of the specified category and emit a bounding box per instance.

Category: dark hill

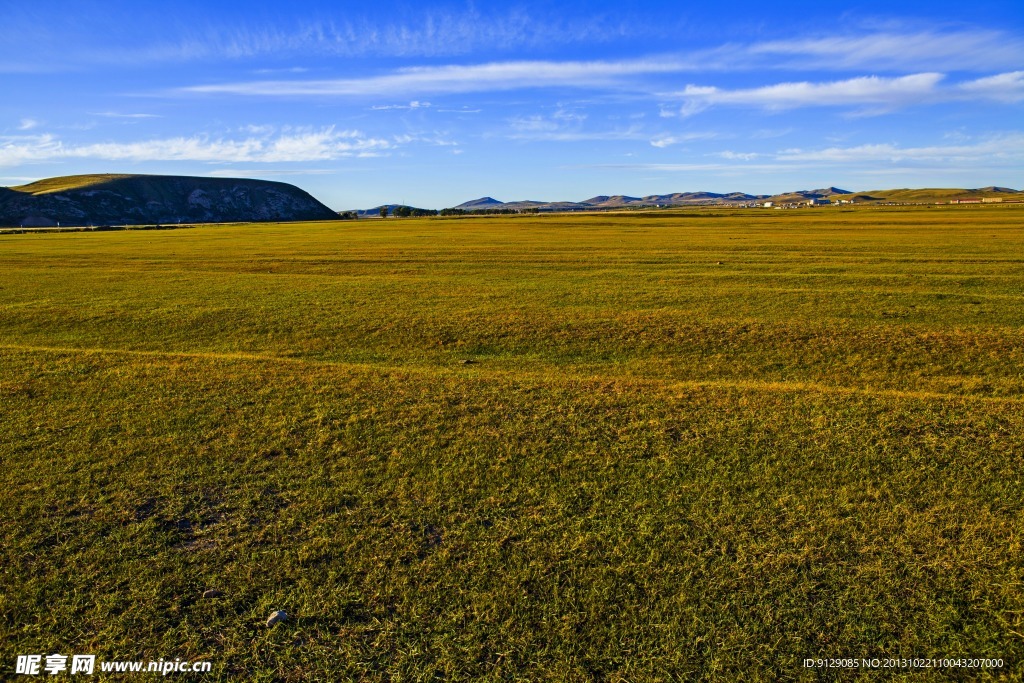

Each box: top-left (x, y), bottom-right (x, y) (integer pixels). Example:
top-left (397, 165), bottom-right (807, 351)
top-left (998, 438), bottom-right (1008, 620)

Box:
top-left (0, 174), bottom-right (339, 226)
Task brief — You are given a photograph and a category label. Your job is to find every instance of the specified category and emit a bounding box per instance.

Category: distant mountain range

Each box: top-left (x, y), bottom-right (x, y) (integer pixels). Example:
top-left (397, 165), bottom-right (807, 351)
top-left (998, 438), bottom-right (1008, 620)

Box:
top-left (441, 187), bottom-right (1023, 212)
top-left (350, 186), bottom-right (1021, 215)
top-left (447, 187), bottom-right (851, 211)
top-left (0, 174), bottom-right (339, 227)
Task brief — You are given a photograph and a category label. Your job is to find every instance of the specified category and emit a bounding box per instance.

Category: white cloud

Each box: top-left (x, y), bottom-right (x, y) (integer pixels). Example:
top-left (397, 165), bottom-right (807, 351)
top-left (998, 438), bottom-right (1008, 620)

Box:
top-left (775, 135), bottom-right (1024, 164)
top-left (581, 133), bottom-right (1024, 174)
top-left (17, 118), bottom-right (39, 130)
top-left (672, 73), bottom-right (945, 116)
top-left (0, 134), bottom-right (62, 165)
top-left (509, 116), bottom-right (560, 133)
top-left (149, 24), bottom-right (1024, 98)
top-left (253, 67), bottom-right (309, 74)
top-left (6, 11), bottom-right (1024, 80)
top-left (959, 71), bottom-right (1024, 103)
top-left (510, 107), bottom-right (591, 132)
top-left (90, 112), bottom-right (161, 119)
top-left (662, 70), bottom-right (1024, 117)
top-left (717, 151), bottom-right (760, 160)
top-left (508, 128), bottom-right (646, 142)
top-left (155, 10), bottom-right (628, 61)
top-left (0, 8), bottom-right (637, 69)
top-left (0, 127), bottom-right (391, 166)
top-left (370, 100), bottom-right (432, 110)
top-left (181, 55), bottom-right (1024, 122)
top-left (746, 29), bottom-right (1024, 72)
top-left (390, 132), bottom-right (457, 147)
top-left (180, 57), bottom-right (694, 97)
top-left (649, 132), bottom-right (718, 147)
top-left (507, 109), bottom-right (643, 142)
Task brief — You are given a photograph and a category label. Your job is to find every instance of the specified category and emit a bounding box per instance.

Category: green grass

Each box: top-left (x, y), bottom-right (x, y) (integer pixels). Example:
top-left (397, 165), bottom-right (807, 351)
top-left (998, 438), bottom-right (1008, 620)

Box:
top-left (2, 205), bottom-right (1023, 680)
top-left (7, 174), bottom-right (139, 195)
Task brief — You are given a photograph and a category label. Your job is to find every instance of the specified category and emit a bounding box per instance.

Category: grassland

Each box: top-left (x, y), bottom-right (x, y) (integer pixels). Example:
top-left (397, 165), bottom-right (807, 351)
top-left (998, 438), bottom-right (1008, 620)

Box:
top-left (6, 174), bottom-right (139, 195)
top-left (2, 204), bottom-right (1023, 680)
top-left (830, 188), bottom-right (1021, 203)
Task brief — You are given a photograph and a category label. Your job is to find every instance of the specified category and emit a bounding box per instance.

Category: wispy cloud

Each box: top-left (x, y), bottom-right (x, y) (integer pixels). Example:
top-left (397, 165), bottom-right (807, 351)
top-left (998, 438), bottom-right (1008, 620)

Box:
top-left (154, 26), bottom-right (1024, 100)
top-left (959, 70), bottom-right (1024, 103)
top-left (664, 71), bottom-right (1024, 117)
top-left (253, 67), bottom-right (309, 74)
top-left (717, 151), bottom-right (761, 160)
top-left (180, 10), bottom-right (628, 60)
top-left (5, 10), bottom-right (1023, 79)
top-left (0, 127), bottom-right (391, 166)
top-left (175, 51), bottom-right (1024, 123)
top-left (668, 73), bottom-right (945, 117)
top-left (775, 134), bottom-right (1024, 164)
top-left (649, 132), bottom-right (718, 147)
top-left (750, 128), bottom-right (794, 139)
top-left (17, 118), bottom-right (39, 130)
top-left (507, 128), bottom-right (647, 142)
top-left (89, 112), bottom-right (162, 119)
top-left (505, 108), bottom-right (647, 142)
top-left (0, 7), bottom-right (635, 70)
top-left (391, 132), bottom-right (459, 147)
top-left (581, 161), bottom-right (799, 173)
top-left (578, 133), bottom-right (1024, 174)
top-left (179, 57), bottom-right (696, 98)
top-left (370, 101), bottom-right (432, 111)
top-left (746, 29), bottom-right (1024, 72)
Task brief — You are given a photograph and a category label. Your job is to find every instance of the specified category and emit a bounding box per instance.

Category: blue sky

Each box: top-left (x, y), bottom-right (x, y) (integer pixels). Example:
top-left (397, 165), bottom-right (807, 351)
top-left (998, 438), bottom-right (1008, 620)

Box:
top-left (2, 0), bottom-right (1023, 208)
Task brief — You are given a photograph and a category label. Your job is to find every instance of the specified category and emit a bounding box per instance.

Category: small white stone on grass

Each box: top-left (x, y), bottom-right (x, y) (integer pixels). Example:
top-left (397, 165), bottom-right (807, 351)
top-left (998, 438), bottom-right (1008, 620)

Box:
top-left (266, 610), bottom-right (288, 627)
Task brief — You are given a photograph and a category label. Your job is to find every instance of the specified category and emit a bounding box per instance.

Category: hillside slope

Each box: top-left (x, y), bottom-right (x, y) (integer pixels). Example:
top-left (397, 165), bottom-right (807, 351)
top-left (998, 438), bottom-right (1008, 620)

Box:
top-left (0, 174), bottom-right (339, 226)
top-left (830, 187), bottom-right (1022, 203)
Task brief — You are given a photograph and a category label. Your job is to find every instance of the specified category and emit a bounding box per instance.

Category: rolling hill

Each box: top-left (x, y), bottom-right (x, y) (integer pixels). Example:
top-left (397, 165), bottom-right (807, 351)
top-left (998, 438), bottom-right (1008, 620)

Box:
top-left (0, 174), bottom-right (339, 226)
top-left (829, 187), bottom-right (1023, 203)
top-left (453, 197), bottom-right (506, 210)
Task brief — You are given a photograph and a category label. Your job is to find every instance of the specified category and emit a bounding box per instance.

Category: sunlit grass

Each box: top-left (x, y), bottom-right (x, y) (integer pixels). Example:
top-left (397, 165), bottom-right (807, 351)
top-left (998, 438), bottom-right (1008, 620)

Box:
top-left (2, 205), bottom-right (1022, 680)
top-left (7, 174), bottom-right (138, 195)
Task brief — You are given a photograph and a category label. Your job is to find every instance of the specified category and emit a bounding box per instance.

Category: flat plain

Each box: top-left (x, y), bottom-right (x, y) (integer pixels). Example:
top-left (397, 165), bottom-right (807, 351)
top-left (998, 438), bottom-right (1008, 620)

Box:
top-left (2, 205), bottom-right (1023, 680)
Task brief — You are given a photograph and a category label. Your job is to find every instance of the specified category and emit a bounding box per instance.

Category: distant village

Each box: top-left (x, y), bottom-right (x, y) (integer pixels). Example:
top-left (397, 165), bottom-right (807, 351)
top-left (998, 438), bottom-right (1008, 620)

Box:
top-left (759, 196), bottom-right (1023, 209)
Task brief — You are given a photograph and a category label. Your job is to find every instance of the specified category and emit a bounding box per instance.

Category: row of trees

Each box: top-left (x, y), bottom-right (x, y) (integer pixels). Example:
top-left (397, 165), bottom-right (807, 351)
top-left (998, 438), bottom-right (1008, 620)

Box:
top-left (339, 206), bottom-right (543, 219)
top-left (439, 207), bottom-right (539, 216)
top-left (387, 205), bottom-right (438, 218)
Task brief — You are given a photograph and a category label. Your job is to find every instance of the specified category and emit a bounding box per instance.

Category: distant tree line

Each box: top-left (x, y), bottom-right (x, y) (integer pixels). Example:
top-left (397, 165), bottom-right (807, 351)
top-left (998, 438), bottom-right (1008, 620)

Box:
top-left (391, 206), bottom-right (438, 217)
top-left (340, 205), bottom-right (543, 220)
top-left (439, 207), bottom-right (539, 216)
